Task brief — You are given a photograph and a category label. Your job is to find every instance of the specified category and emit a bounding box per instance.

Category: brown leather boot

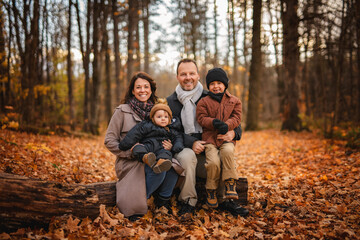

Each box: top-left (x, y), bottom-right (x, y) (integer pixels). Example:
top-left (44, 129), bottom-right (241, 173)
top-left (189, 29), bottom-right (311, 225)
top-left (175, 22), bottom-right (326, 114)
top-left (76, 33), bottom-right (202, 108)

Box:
top-left (152, 158), bottom-right (172, 174)
top-left (142, 152), bottom-right (156, 168)
top-left (224, 178), bottom-right (239, 199)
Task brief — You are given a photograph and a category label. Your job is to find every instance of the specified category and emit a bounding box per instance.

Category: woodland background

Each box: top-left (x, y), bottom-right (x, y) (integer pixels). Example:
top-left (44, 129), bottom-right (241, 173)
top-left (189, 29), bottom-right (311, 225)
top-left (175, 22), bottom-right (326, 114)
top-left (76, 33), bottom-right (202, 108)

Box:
top-left (0, 0), bottom-right (360, 238)
top-left (0, 0), bottom-right (359, 139)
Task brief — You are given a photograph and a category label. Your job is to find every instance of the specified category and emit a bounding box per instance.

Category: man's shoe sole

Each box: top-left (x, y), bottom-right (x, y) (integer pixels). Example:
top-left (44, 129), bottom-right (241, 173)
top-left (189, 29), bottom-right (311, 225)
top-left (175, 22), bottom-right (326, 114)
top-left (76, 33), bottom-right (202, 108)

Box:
top-left (224, 193), bottom-right (239, 199)
top-left (206, 202), bottom-right (219, 208)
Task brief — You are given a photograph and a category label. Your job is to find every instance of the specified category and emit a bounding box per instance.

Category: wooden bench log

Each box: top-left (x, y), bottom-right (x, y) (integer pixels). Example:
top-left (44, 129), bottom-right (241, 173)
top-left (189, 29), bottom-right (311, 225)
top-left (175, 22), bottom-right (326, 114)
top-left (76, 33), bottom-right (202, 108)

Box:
top-left (0, 173), bottom-right (116, 233)
top-left (0, 173), bottom-right (248, 233)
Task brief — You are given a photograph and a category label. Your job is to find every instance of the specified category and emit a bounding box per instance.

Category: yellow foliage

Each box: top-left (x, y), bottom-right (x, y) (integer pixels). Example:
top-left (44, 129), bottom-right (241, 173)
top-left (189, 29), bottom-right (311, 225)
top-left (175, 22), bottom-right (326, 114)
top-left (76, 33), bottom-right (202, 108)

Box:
top-left (8, 121), bottom-right (19, 129)
top-left (22, 89), bottom-right (29, 99)
top-left (34, 85), bottom-right (51, 99)
top-left (238, 66), bottom-right (246, 72)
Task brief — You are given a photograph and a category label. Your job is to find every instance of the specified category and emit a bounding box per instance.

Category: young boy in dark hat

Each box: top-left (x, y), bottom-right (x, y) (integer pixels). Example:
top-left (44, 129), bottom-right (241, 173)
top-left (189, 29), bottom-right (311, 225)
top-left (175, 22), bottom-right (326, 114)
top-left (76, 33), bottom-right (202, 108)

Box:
top-left (196, 67), bottom-right (242, 208)
top-left (119, 99), bottom-right (184, 174)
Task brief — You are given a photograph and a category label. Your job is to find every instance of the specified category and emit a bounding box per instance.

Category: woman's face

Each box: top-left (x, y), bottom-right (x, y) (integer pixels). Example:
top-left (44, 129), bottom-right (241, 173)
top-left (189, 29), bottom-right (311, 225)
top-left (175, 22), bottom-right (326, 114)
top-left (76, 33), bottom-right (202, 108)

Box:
top-left (132, 78), bottom-right (152, 102)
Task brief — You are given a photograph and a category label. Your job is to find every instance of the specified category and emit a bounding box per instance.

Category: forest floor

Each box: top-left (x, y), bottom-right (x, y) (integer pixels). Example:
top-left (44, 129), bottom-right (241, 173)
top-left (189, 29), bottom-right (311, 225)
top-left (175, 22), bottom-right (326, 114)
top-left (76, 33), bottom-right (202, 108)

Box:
top-left (0, 128), bottom-right (359, 239)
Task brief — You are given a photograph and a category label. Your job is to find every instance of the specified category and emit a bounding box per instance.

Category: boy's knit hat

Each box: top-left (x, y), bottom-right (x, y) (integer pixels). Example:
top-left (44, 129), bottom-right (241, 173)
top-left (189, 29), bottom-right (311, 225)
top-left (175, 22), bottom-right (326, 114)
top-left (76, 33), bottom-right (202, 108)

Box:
top-left (206, 68), bottom-right (229, 89)
top-left (150, 99), bottom-right (173, 125)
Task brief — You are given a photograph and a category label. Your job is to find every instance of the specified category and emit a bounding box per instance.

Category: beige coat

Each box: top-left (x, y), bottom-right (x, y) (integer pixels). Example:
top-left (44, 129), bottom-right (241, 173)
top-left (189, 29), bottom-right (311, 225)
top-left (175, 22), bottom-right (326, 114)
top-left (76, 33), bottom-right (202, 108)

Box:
top-left (104, 104), bottom-right (147, 217)
top-left (104, 104), bottom-right (185, 217)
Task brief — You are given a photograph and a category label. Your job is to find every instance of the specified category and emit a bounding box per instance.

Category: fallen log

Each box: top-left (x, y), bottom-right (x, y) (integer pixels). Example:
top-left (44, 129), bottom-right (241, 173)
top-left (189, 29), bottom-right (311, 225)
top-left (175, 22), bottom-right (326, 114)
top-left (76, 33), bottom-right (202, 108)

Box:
top-left (0, 173), bottom-right (116, 233)
top-left (0, 173), bottom-right (248, 233)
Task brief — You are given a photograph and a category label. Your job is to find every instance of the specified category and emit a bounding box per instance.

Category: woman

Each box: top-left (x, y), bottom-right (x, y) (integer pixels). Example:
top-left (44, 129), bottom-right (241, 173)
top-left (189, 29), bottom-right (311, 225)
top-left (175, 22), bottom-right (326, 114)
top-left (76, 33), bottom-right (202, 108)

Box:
top-left (104, 72), bottom-right (179, 220)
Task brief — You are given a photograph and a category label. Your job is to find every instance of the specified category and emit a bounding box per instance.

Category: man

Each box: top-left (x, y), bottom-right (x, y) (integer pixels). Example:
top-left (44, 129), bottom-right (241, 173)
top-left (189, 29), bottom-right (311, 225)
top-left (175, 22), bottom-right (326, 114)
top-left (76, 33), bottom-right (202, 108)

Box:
top-left (166, 58), bottom-right (249, 217)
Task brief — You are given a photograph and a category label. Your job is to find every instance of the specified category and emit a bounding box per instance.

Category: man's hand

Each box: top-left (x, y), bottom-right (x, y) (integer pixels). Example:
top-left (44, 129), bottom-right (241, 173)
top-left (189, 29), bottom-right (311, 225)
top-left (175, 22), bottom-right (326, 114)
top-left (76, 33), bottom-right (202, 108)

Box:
top-left (192, 140), bottom-right (206, 154)
top-left (162, 139), bottom-right (173, 151)
top-left (217, 130), bottom-right (235, 142)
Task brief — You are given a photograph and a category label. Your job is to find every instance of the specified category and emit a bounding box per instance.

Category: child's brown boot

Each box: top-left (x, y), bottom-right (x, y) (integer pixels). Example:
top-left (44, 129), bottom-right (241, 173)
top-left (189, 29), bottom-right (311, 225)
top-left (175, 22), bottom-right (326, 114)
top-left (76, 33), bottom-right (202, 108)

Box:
top-left (142, 152), bottom-right (156, 168)
top-left (206, 189), bottom-right (218, 208)
top-left (152, 158), bottom-right (172, 174)
top-left (224, 178), bottom-right (239, 199)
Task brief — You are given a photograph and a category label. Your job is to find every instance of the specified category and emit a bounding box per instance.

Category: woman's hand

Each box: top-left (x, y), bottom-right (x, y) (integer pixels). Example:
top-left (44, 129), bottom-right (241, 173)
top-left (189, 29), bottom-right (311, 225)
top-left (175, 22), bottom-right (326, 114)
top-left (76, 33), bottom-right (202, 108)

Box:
top-left (192, 140), bottom-right (206, 154)
top-left (162, 139), bottom-right (173, 151)
top-left (217, 130), bottom-right (235, 142)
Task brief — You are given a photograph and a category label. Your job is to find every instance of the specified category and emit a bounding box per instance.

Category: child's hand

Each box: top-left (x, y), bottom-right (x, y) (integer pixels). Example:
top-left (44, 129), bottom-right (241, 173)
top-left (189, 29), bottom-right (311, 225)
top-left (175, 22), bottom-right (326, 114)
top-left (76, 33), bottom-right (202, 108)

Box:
top-left (212, 119), bottom-right (228, 134)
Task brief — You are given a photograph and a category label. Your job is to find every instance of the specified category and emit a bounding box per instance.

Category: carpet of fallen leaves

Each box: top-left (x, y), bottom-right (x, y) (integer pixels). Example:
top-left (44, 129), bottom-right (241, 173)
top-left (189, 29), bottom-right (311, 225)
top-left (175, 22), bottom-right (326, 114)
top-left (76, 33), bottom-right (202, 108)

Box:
top-left (0, 128), bottom-right (359, 239)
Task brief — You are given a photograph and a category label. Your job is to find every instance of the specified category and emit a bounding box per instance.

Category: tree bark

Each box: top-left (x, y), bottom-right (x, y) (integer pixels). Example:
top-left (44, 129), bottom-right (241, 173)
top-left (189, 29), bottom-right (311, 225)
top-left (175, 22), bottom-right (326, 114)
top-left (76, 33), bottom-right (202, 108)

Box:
top-left (90, 0), bottom-right (101, 135)
top-left (101, 2), bottom-right (112, 123)
top-left (230, 0), bottom-right (238, 88)
top-left (280, 0), bottom-right (302, 131)
top-left (356, 0), bottom-right (360, 123)
top-left (213, 0), bottom-right (218, 66)
top-left (75, 0), bottom-right (91, 132)
top-left (143, 0), bottom-right (150, 74)
top-left (67, 0), bottom-right (75, 131)
top-left (0, 2), bottom-right (6, 110)
top-left (0, 173), bottom-right (116, 233)
top-left (246, 0), bottom-right (262, 130)
top-left (112, 0), bottom-right (121, 104)
top-left (127, 0), bottom-right (137, 82)
top-left (0, 173), bottom-right (248, 233)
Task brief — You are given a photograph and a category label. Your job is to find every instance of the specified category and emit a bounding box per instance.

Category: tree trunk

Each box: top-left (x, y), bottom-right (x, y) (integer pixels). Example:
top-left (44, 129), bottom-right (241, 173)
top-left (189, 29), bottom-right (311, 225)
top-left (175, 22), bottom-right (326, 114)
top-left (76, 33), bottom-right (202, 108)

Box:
top-left (213, 0), bottom-right (218, 66)
top-left (101, 3), bottom-right (112, 123)
top-left (0, 173), bottom-right (248, 233)
top-left (280, 0), bottom-right (301, 131)
top-left (112, 0), bottom-right (121, 104)
top-left (67, 0), bottom-right (75, 131)
top-left (143, 0), bottom-right (150, 74)
top-left (246, 0), bottom-right (262, 130)
top-left (6, 3), bottom-right (12, 108)
top-left (25, 0), bottom-right (40, 124)
top-left (135, 10), bottom-right (141, 72)
top-left (241, 0), bottom-right (248, 117)
top-left (90, 0), bottom-right (100, 135)
top-left (75, 0), bottom-right (91, 132)
top-left (127, 0), bottom-right (137, 82)
top-left (356, 0), bottom-right (360, 123)
top-left (230, 0), bottom-right (238, 89)
top-left (0, 2), bottom-right (6, 111)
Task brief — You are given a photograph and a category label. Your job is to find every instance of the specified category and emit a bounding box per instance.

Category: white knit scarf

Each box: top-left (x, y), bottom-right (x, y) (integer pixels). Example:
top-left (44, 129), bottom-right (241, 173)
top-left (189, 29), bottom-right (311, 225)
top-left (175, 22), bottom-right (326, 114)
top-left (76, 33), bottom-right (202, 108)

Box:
top-left (175, 82), bottom-right (203, 134)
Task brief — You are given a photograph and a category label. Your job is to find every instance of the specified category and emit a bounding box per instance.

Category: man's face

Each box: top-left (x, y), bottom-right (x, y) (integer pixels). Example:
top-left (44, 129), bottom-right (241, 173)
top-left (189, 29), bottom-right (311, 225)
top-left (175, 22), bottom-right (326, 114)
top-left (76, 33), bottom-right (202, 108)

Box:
top-left (177, 62), bottom-right (200, 91)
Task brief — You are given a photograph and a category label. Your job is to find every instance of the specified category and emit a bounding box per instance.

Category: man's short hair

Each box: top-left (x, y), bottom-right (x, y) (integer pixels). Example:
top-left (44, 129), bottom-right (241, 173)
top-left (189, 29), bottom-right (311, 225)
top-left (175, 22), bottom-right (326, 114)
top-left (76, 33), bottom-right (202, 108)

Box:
top-left (176, 58), bottom-right (199, 75)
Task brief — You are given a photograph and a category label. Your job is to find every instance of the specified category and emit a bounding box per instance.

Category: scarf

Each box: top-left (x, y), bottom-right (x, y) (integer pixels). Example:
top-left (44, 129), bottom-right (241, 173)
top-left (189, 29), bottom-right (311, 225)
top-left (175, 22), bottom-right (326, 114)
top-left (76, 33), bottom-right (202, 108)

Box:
top-left (127, 96), bottom-right (154, 120)
top-left (208, 91), bottom-right (225, 103)
top-left (176, 82), bottom-right (203, 134)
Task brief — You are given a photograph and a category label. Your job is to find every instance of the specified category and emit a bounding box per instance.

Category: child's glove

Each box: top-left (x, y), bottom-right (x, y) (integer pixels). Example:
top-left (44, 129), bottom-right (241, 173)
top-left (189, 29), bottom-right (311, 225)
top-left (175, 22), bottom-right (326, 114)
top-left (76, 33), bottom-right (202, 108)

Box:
top-left (212, 119), bottom-right (228, 135)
